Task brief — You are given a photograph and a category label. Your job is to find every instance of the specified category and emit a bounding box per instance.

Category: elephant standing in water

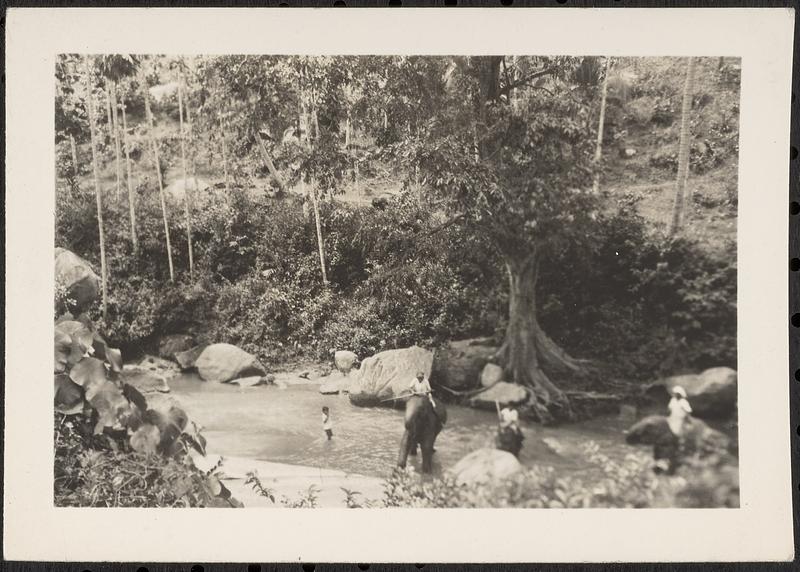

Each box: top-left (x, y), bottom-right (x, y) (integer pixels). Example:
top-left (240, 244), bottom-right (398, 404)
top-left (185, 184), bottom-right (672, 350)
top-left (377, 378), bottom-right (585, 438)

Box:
top-left (397, 395), bottom-right (448, 473)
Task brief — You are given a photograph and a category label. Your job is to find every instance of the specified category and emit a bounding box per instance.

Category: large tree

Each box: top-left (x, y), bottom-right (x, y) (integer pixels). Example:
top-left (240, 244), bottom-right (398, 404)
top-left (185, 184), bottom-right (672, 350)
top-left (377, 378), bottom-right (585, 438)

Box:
top-left (388, 56), bottom-right (601, 422)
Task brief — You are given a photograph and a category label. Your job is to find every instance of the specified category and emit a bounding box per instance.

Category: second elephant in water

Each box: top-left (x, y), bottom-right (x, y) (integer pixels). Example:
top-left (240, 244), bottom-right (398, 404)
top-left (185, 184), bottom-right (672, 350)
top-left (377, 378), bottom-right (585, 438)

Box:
top-left (397, 395), bottom-right (448, 473)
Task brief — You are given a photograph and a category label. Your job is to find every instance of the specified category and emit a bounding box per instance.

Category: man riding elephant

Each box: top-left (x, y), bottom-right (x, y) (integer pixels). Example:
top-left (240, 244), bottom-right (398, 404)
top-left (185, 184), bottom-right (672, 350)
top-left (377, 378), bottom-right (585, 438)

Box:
top-left (397, 371), bottom-right (447, 473)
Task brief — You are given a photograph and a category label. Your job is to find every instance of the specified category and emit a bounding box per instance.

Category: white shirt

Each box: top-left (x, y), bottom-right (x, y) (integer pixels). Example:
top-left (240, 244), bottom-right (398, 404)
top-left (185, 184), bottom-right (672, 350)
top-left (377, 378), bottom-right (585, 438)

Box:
top-left (667, 396), bottom-right (692, 435)
top-left (499, 407), bottom-right (519, 428)
top-left (409, 377), bottom-right (432, 395)
top-left (322, 413), bottom-right (333, 430)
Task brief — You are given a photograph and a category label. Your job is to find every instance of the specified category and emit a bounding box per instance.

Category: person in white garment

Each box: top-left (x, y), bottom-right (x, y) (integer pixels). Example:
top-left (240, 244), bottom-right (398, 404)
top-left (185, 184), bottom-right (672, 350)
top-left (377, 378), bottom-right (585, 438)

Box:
top-left (499, 405), bottom-right (520, 432)
top-left (322, 406), bottom-right (333, 440)
top-left (667, 386), bottom-right (692, 436)
top-left (409, 371), bottom-right (436, 408)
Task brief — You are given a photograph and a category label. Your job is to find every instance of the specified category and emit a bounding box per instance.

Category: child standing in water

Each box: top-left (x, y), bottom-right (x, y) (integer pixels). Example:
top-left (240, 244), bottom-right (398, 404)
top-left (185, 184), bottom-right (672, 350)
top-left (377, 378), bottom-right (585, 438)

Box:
top-left (322, 406), bottom-right (333, 440)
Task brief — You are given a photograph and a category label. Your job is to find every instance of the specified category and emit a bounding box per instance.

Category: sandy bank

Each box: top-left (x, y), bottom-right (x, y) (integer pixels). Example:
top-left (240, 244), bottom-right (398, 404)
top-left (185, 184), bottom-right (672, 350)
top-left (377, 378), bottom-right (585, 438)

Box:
top-left (191, 452), bottom-right (386, 508)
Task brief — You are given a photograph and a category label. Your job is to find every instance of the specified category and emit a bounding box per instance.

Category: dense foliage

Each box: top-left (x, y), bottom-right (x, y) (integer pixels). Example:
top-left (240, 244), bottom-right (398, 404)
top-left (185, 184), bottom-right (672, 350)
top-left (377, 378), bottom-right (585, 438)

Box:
top-left (55, 54), bottom-right (738, 383)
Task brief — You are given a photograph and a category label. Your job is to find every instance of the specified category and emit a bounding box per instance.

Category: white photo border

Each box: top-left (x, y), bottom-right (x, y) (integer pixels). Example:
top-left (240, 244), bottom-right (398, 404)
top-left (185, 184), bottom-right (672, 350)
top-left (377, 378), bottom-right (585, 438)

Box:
top-left (4, 6), bottom-right (795, 563)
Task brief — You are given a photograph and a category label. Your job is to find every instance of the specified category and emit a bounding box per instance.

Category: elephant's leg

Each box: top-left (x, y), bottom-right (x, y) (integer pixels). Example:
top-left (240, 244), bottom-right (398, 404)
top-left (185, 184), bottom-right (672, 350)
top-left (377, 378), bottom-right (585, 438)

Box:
top-left (420, 434), bottom-right (436, 474)
top-left (409, 440), bottom-right (418, 456)
top-left (397, 430), bottom-right (412, 468)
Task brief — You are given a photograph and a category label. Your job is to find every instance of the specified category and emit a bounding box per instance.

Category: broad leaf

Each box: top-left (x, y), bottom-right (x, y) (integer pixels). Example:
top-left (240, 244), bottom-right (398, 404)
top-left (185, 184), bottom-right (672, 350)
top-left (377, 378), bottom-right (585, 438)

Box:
top-left (54, 373), bottom-right (84, 413)
top-left (88, 379), bottom-right (131, 434)
top-left (69, 357), bottom-right (108, 400)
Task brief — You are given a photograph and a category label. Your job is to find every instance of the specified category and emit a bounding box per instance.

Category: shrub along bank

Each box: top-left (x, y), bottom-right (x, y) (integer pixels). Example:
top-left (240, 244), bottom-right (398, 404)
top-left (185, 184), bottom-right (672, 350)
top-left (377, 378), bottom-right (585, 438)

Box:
top-left (56, 175), bottom-right (735, 385)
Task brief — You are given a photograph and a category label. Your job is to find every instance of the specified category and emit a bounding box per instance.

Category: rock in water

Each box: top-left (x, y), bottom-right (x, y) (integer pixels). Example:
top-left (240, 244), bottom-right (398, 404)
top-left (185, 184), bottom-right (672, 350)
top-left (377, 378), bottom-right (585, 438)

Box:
top-left (229, 375), bottom-right (273, 387)
top-left (450, 448), bottom-right (522, 485)
top-left (136, 354), bottom-right (179, 378)
top-left (175, 344), bottom-right (209, 370)
top-left (195, 343), bottom-right (267, 383)
top-left (158, 334), bottom-right (196, 360)
top-left (120, 366), bottom-right (172, 394)
top-left (470, 382), bottom-right (529, 410)
top-left (645, 367), bottom-right (737, 418)
top-left (431, 338), bottom-right (497, 391)
top-left (319, 371), bottom-right (353, 395)
top-left (349, 345), bottom-right (433, 406)
top-left (625, 414), bottom-right (733, 464)
top-left (55, 247), bottom-right (100, 312)
top-left (480, 363), bottom-right (504, 388)
top-left (334, 350), bottom-right (358, 374)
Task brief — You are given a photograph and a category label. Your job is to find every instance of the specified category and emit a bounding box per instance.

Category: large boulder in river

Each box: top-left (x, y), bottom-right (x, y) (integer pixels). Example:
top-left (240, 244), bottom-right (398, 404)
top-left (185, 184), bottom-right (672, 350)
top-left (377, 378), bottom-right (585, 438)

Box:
top-left (450, 448), bottom-right (523, 486)
top-left (431, 338), bottom-right (497, 391)
top-left (645, 367), bottom-right (737, 418)
top-left (55, 247), bottom-right (100, 312)
top-left (480, 363), bottom-right (504, 388)
top-left (470, 382), bottom-right (529, 411)
top-left (334, 350), bottom-right (358, 374)
top-left (194, 343), bottom-right (267, 383)
top-left (175, 344), bottom-right (210, 370)
top-left (349, 345), bottom-right (432, 407)
top-left (158, 334), bottom-right (196, 361)
top-left (625, 414), bottom-right (733, 462)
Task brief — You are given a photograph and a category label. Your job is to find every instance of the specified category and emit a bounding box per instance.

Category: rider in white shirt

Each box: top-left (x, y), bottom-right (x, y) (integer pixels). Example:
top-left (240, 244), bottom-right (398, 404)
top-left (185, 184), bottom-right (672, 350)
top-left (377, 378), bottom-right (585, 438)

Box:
top-left (409, 371), bottom-right (436, 408)
top-left (667, 386), bottom-right (692, 436)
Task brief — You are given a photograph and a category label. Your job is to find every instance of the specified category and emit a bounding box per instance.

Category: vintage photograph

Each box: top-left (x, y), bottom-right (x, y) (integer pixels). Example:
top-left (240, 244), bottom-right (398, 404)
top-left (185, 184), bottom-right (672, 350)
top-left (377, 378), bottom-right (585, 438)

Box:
top-left (53, 53), bottom-right (741, 509)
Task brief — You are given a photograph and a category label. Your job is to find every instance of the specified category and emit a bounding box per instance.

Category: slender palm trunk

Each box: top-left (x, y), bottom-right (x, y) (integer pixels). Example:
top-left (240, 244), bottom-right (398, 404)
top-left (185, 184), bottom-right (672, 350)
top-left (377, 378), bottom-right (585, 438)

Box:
top-left (177, 80), bottom-right (194, 279)
top-left (69, 134), bottom-right (78, 182)
top-left (83, 59), bottom-right (109, 322)
top-left (120, 95), bottom-right (138, 254)
top-left (592, 57), bottom-right (611, 194)
top-left (110, 81), bottom-right (123, 201)
top-left (220, 117), bottom-right (231, 203)
top-left (105, 87), bottom-right (113, 141)
top-left (344, 112), bottom-right (351, 149)
top-left (143, 82), bottom-right (175, 281)
top-left (669, 57), bottom-right (696, 236)
top-left (308, 179), bottom-right (328, 286)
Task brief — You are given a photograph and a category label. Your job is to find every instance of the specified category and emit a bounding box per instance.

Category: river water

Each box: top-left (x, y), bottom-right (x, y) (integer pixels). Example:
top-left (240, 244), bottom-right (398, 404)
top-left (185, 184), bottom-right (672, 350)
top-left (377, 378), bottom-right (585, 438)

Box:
top-left (170, 373), bottom-right (638, 480)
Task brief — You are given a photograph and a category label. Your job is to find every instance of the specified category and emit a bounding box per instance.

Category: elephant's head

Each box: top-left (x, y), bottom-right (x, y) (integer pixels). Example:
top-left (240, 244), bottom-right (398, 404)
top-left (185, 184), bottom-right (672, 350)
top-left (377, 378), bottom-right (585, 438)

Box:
top-left (405, 395), bottom-right (446, 433)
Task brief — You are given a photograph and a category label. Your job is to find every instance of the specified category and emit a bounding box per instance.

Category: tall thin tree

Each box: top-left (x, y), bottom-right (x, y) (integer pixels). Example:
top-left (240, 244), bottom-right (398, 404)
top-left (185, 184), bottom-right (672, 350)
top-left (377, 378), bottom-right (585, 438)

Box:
top-left (109, 81), bottom-right (123, 201)
top-left (143, 73), bottom-right (175, 281)
top-left (120, 93), bottom-right (138, 255)
top-left (669, 57), bottom-right (696, 236)
top-left (592, 56), bottom-right (611, 194)
top-left (177, 77), bottom-right (194, 279)
top-left (220, 114), bottom-right (231, 203)
top-left (298, 77), bottom-right (328, 286)
top-left (83, 58), bottom-right (109, 322)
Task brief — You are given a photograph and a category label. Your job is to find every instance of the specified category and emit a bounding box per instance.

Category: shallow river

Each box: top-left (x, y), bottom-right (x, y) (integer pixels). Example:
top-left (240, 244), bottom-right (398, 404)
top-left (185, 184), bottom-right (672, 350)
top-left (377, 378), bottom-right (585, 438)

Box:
top-left (170, 373), bottom-right (638, 480)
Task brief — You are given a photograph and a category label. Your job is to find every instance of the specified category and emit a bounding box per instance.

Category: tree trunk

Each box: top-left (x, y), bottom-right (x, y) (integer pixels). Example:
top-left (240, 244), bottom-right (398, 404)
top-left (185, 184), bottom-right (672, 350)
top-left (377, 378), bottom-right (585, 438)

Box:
top-left (306, 178), bottom-right (328, 286)
top-left (105, 87), bottom-right (113, 140)
top-left (110, 81), bottom-right (123, 201)
top-left (177, 80), bottom-right (194, 279)
top-left (220, 118), bottom-right (231, 204)
top-left (69, 134), bottom-right (78, 182)
top-left (669, 57), bottom-right (696, 236)
top-left (83, 58), bottom-right (109, 322)
top-left (344, 112), bottom-right (351, 149)
top-left (592, 56), bottom-right (610, 194)
top-left (255, 133), bottom-right (287, 194)
top-left (143, 81), bottom-right (175, 281)
top-left (494, 253), bottom-right (584, 423)
top-left (187, 105), bottom-right (198, 278)
top-left (120, 94), bottom-right (138, 255)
